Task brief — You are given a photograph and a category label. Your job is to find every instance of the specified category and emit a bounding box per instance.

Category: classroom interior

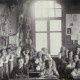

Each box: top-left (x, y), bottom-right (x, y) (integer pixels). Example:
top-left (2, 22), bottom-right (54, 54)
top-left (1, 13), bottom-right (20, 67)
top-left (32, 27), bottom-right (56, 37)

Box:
top-left (0, 0), bottom-right (80, 80)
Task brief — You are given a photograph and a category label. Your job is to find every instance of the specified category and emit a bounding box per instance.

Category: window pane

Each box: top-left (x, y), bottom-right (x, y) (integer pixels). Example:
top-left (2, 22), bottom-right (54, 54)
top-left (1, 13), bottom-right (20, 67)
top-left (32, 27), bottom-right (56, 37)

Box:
top-left (41, 1), bottom-right (48, 8)
top-left (36, 33), bottom-right (47, 51)
top-left (35, 20), bottom-right (47, 31)
top-left (49, 9), bottom-right (55, 17)
top-left (50, 20), bottom-right (61, 31)
top-left (34, 1), bottom-right (41, 9)
top-left (55, 9), bottom-right (62, 17)
top-left (48, 1), bottom-right (54, 8)
top-left (35, 8), bottom-right (42, 18)
top-left (50, 33), bottom-right (62, 55)
top-left (42, 8), bottom-right (48, 17)
top-left (55, 2), bottom-right (61, 8)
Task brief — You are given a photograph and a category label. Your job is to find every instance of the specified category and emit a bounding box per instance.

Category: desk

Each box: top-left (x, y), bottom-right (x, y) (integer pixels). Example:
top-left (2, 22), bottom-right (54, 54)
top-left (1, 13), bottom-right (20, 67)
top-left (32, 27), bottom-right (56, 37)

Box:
top-left (10, 78), bottom-right (58, 80)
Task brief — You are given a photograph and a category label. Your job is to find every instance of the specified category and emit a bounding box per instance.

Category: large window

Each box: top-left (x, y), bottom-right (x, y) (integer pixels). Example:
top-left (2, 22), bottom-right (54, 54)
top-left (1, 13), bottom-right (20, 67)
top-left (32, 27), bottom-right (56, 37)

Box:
top-left (34, 0), bottom-right (62, 55)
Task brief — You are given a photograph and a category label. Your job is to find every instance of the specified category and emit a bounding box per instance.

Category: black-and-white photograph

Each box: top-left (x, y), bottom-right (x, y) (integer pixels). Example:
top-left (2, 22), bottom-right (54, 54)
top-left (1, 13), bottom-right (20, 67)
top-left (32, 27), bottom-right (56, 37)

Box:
top-left (0, 0), bottom-right (80, 80)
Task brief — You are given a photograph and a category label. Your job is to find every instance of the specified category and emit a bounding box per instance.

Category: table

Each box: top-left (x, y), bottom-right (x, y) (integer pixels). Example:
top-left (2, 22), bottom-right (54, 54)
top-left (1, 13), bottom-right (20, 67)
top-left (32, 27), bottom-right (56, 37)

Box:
top-left (9, 77), bottom-right (59, 80)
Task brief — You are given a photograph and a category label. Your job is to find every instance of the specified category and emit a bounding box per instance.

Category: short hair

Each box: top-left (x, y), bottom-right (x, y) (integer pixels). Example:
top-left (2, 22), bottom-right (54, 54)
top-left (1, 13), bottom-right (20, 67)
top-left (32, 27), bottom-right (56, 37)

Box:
top-left (37, 51), bottom-right (42, 57)
top-left (17, 57), bottom-right (24, 63)
top-left (41, 47), bottom-right (47, 51)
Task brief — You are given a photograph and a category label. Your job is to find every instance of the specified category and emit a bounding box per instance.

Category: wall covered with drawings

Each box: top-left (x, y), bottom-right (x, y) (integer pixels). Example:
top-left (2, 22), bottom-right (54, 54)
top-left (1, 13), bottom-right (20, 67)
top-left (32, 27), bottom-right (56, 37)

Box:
top-left (18, 0), bottom-right (33, 46)
top-left (0, 4), bottom-right (18, 46)
top-left (66, 14), bottom-right (80, 45)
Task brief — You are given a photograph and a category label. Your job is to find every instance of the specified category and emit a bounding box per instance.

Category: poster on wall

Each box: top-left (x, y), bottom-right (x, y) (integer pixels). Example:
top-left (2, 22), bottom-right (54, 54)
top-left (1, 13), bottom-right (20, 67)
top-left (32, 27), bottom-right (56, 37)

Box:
top-left (9, 35), bottom-right (16, 45)
top-left (66, 14), bottom-right (73, 35)
top-left (66, 14), bottom-right (80, 42)
top-left (67, 28), bottom-right (71, 35)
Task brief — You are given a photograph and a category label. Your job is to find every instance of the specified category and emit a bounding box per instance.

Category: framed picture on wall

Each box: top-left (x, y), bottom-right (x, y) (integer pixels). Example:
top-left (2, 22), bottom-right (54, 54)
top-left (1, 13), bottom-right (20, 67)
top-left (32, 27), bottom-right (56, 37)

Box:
top-left (67, 28), bottom-right (71, 35)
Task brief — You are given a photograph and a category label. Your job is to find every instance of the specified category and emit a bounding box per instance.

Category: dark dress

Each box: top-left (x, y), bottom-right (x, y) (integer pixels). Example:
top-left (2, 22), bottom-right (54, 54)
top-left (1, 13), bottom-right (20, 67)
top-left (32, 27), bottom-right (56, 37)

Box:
top-left (10, 66), bottom-right (29, 78)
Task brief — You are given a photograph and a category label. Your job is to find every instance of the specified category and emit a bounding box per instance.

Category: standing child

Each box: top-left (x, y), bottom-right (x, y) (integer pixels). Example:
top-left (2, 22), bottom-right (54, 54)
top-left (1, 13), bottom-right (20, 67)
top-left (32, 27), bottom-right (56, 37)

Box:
top-left (0, 49), bottom-right (4, 80)
top-left (3, 49), bottom-right (9, 80)
top-left (7, 48), bottom-right (14, 77)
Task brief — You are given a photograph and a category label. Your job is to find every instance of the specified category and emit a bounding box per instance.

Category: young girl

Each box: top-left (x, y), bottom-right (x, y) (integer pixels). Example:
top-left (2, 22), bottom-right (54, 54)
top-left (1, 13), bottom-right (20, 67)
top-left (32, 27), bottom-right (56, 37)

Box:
top-left (59, 46), bottom-right (66, 59)
top-left (65, 51), bottom-right (75, 79)
top-left (35, 51), bottom-right (42, 71)
top-left (40, 60), bottom-right (59, 78)
top-left (3, 49), bottom-right (9, 80)
top-left (71, 60), bottom-right (80, 79)
top-left (7, 48), bottom-right (14, 77)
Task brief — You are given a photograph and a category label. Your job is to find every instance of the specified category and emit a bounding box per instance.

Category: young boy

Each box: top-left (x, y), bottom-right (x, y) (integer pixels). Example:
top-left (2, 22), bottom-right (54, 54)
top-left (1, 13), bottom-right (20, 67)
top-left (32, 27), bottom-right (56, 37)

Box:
top-left (41, 48), bottom-right (52, 61)
top-left (11, 57), bottom-right (29, 78)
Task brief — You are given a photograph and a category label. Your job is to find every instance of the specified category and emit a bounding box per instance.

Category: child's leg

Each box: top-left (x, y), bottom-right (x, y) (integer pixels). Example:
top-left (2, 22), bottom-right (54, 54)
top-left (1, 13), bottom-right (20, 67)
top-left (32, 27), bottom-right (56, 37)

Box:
top-left (0, 67), bottom-right (3, 80)
top-left (8, 61), bottom-right (14, 77)
top-left (3, 63), bottom-right (9, 80)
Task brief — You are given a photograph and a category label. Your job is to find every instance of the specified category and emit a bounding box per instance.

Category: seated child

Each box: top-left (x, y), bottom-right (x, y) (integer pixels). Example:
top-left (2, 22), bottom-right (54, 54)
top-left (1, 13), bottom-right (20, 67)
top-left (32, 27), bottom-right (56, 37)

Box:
top-left (34, 51), bottom-right (42, 71)
top-left (71, 60), bottom-right (80, 79)
top-left (66, 51), bottom-right (75, 69)
top-left (59, 46), bottom-right (66, 59)
top-left (40, 54), bottom-right (46, 72)
top-left (73, 54), bottom-right (79, 63)
top-left (24, 54), bottom-right (34, 72)
top-left (65, 51), bottom-right (75, 78)
top-left (11, 57), bottom-right (29, 78)
top-left (40, 60), bottom-right (59, 78)
top-left (41, 48), bottom-right (52, 61)
top-left (77, 47), bottom-right (80, 59)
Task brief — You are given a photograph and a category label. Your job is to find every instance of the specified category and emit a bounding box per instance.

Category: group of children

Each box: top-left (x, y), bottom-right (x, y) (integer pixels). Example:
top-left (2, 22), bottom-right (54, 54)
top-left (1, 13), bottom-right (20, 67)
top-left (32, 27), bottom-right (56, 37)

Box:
top-left (59, 46), bottom-right (80, 79)
top-left (0, 45), bottom-right (59, 80)
top-left (1, 44), bottom-right (80, 80)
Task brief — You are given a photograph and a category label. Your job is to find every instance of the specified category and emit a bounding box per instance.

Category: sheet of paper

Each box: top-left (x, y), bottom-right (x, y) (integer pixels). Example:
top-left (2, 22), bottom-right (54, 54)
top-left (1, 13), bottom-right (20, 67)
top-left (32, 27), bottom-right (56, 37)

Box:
top-left (78, 40), bottom-right (80, 45)
top-left (78, 34), bottom-right (80, 40)
top-left (71, 34), bottom-right (78, 40)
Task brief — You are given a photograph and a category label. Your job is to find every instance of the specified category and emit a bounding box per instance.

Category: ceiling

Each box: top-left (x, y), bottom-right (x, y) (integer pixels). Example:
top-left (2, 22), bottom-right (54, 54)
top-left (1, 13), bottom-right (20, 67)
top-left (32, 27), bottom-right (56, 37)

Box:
top-left (57, 0), bottom-right (80, 6)
top-left (0, 0), bottom-right (80, 7)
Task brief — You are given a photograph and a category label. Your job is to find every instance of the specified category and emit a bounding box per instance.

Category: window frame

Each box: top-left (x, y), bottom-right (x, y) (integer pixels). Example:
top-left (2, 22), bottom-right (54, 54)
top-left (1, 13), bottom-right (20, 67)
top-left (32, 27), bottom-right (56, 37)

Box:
top-left (33, 0), bottom-right (62, 56)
